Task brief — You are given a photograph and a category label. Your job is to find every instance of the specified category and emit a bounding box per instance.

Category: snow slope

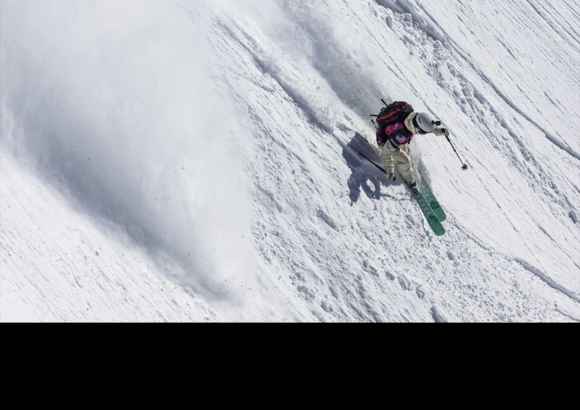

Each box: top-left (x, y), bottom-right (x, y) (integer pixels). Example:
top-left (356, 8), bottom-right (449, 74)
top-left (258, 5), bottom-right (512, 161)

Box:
top-left (1, 0), bottom-right (579, 322)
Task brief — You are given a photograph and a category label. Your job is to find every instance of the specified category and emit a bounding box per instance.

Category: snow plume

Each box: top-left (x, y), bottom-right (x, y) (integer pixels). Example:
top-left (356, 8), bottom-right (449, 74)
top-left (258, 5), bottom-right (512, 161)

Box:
top-left (0, 0), bottom-right (256, 305)
top-left (219, 0), bottom-right (393, 125)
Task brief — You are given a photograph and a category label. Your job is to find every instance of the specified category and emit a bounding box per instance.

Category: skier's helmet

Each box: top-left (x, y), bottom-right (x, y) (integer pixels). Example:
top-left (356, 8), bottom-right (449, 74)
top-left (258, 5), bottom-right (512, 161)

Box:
top-left (414, 112), bottom-right (435, 134)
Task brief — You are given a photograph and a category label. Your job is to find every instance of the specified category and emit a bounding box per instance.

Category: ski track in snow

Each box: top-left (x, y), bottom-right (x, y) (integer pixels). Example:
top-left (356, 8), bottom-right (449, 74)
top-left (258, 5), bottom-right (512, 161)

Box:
top-left (454, 219), bottom-right (580, 306)
top-left (515, 259), bottom-right (580, 305)
top-left (526, 0), bottom-right (580, 50)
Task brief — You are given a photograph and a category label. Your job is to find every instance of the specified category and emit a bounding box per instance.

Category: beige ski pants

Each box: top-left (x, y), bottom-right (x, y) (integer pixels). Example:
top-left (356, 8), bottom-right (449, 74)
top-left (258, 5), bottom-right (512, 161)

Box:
top-left (380, 143), bottom-right (415, 183)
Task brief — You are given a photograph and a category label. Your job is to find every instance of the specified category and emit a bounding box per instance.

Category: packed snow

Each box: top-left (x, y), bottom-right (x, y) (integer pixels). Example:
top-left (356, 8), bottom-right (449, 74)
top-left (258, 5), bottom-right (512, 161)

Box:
top-left (1, 0), bottom-right (579, 322)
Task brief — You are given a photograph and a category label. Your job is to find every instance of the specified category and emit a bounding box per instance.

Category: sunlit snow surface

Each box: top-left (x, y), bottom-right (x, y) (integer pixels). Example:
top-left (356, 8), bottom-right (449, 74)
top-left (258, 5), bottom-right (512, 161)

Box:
top-left (1, 0), bottom-right (579, 322)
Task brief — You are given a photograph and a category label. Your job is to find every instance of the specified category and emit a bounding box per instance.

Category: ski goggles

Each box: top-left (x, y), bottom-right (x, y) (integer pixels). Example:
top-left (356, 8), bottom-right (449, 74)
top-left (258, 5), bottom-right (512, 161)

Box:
top-left (413, 117), bottom-right (427, 134)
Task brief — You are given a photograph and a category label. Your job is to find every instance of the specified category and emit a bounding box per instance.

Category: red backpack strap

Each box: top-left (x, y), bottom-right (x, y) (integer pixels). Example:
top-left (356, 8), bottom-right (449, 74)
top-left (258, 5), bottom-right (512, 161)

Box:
top-left (377, 102), bottom-right (408, 123)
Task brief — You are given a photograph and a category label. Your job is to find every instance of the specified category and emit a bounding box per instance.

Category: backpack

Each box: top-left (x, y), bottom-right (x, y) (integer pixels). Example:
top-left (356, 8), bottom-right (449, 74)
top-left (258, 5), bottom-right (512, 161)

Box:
top-left (375, 101), bottom-right (414, 129)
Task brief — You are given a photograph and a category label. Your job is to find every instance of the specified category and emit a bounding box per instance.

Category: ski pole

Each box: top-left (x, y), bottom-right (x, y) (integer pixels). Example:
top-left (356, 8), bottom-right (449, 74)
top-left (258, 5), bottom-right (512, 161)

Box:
top-left (352, 147), bottom-right (386, 174)
top-left (369, 99), bottom-right (388, 118)
top-left (445, 134), bottom-right (468, 170)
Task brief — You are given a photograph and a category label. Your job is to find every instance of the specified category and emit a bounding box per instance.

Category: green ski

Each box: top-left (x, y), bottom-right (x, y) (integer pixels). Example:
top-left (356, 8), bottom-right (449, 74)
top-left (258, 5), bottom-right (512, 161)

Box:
top-left (414, 192), bottom-right (445, 236)
top-left (351, 147), bottom-right (445, 235)
top-left (420, 180), bottom-right (446, 222)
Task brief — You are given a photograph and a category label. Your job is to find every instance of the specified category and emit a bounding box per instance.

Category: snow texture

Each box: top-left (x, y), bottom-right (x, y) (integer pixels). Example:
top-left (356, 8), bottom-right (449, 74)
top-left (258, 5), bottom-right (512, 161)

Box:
top-left (1, 0), bottom-right (579, 322)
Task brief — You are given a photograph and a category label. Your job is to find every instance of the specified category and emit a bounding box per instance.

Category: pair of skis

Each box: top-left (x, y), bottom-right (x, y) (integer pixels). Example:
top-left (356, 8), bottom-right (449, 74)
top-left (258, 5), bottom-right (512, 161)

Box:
top-left (352, 147), bottom-right (446, 236)
top-left (414, 181), bottom-right (446, 236)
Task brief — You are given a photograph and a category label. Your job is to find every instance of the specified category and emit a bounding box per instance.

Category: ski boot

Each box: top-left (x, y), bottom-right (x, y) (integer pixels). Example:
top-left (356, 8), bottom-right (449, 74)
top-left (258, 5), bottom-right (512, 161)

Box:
top-left (407, 179), bottom-right (420, 196)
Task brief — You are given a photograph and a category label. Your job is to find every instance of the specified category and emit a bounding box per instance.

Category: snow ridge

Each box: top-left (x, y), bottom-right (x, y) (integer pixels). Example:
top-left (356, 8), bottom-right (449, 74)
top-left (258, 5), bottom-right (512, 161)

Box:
top-left (514, 258), bottom-right (580, 304)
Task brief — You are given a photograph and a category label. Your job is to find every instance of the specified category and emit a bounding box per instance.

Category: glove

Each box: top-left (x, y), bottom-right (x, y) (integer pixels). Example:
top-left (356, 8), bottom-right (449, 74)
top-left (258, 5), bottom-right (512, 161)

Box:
top-left (441, 128), bottom-right (449, 137)
top-left (386, 173), bottom-right (396, 182)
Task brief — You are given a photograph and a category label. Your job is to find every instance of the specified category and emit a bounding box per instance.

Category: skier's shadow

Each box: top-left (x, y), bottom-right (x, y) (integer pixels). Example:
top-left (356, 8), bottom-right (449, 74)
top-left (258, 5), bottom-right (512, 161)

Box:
top-left (342, 133), bottom-right (402, 203)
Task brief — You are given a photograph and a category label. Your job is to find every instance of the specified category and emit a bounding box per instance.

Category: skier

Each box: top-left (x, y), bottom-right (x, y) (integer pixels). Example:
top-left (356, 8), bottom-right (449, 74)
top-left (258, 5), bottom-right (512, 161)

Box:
top-left (375, 102), bottom-right (449, 195)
